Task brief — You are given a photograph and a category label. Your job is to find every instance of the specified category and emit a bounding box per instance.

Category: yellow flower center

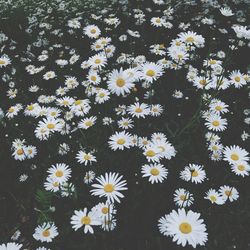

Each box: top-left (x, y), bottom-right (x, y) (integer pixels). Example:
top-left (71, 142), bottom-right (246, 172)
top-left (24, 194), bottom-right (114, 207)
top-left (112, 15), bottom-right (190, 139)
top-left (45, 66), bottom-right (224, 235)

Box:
top-left (135, 107), bottom-right (142, 113)
top-left (210, 195), bottom-right (217, 202)
top-left (150, 168), bottom-right (160, 176)
top-left (99, 93), bottom-right (105, 98)
top-left (146, 150), bottom-right (156, 157)
top-left (117, 138), bottom-right (125, 145)
top-left (199, 79), bottom-right (206, 85)
top-left (47, 123), bottom-right (55, 129)
top-left (225, 190), bottom-right (232, 197)
top-left (192, 170), bottom-right (198, 177)
top-left (27, 105), bottom-right (34, 111)
top-left (8, 107), bottom-right (15, 113)
top-left (234, 76), bottom-right (240, 82)
top-left (62, 100), bottom-right (69, 105)
top-left (55, 170), bottom-right (63, 177)
top-left (75, 100), bottom-right (82, 105)
top-left (146, 69), bottom-right (156, 77)
top-left (212, 120), bottom-right (220, 127)
top-left (215, 106), bottom-right (222, 111)
top-left (237, 165), bottom-right (245, 171)
top-left (104, 184), bottom-right (114, 193)
top-left (84, 154), bottom-right (91, 160)
top-left (209, 60), bottom-right (217, 64)
top-left (231, 153), bottom-right (239, 161)
top-left (102, 207), bottom-right (109, 214)
top-left (116, 78), bottom-right (125, 87)
top-left (179, 222), bottom-right (192, 234)
top-left (42, 230), bottom-right (50, 237)
top-left (0, 59), bottom-right (6, 65)
top-left (81, 216), bottom-right (91, 225)
top-left (180, 195), bottom-right (187, 201)
top-left (17, 148), bottom-right (24, 155)
top-left (186, 36), bottom-right (194, 43)
top-left (94, 59), bottom-right (101, 64)
top-left (85, 121), bottom-right (93, 127)
top-left (53, 182), bottom-right (59, 187)
top-left (91, 76), bottom-right (97, 81)
top-left (155, 18), bottom-right (161, 23)
top-left (90, 29), bottom-right (96, 34)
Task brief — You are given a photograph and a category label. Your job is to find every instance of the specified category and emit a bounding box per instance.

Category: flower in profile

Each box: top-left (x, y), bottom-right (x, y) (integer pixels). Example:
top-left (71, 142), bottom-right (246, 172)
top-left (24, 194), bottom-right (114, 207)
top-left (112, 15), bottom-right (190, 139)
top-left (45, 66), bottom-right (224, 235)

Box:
top-left (158, 208), bottom-right (207, 248)
top-left (220, 7), bottom-right (234, 17)
top-left (91, 172), bottom-right (128, 203)
top-left (0, 243), bottom-right (23, 250)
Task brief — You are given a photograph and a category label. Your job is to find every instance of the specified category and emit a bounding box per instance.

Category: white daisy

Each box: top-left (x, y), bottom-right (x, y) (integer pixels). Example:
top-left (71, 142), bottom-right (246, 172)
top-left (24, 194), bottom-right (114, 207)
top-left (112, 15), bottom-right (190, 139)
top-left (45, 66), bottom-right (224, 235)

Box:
top-left (33, 223), bottom-right (58, 242)
top-left (141, 163), bottom-right (168, 184)
top-left (158, 208), bottom-right (208, 248)
top-left (108, 131), bottom-right (132, 150)
top-left (90, 172), bottom-right (128, 203)
top-left (70, 208), bottom-right (101, 234)
top-left (204, 189), bottom-right (225, 205)
top-left (76, 151), bottom-right (97, 166)
top-left (223, 145), bottom-right (249, 165)
top-left (47, 163), bottom-right (72, 184)
top-left (180, 164), bottom-right (206, 184)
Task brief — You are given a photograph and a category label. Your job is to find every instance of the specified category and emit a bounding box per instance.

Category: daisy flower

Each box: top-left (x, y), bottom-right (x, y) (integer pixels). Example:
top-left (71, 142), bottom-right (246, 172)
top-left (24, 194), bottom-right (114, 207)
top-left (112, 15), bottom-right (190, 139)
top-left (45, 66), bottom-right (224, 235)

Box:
top-left (127, 102), bottom-right (150, 118)
top-left (174, 188), bottom-right (194, 208)
top-left (209, 100), bottom-right (229, 114)
top-left (78, 116), bottom-right (97, 129)
top-left (143, 145), bottom-right (161, 162)
top-left (83, 25), bottom-right (101, 39)
top-left (107, 68), bottom-right (135, 96)
top-left (44, 177), bottom-right (60, 192)
top-left (180, 164), bottom-right (206, 184)
top-left (220, 7), bottom-right (234, 16)
top-left (229, 70), bottom-right (247, 88)
top-left (43, 71), bottom-right (56, 80)
top-left (231, 161), bottom-right (250, 177)
top-left (108, 131), bottom-right (132, 150)
top-left (0, 243), bottom-right (22, 250)
top-left (88, 53), bottom-right (107, 69)
top-left (47, 163), bottom-right (72, 184)
top-left (87, 71), bottom-right (101, 85)
top-left (0, 55), bottom-right (11, 67)
top-left (141, 163), bottom-right (168, 184)
top-left (33, 223), bottom-right (58, 242)
top-left (91, 172), bottom-right (128, 203)
top-left (92, 201), bottom-right (116, 220)
top-left (223, 145), bottom-right (249, 165)
top-left (151, 17), bottom-right (165, 27)
top-left (117, 117), bottom-right (134, 130)
top-left (76, 150), bottom-right (97, 166)
top-left (178, 31), bottom-right (205, 47)
top-left (84, 171), bottom-right (96, 184)
top-left (205, 189), bottom-right (225, 205)
top-left (70, 208), bottom-right (101, 234)
top-left (219, 185), bottom-right (239, 202)
top-left (158, 208), bottom-right (208, 248)
top-left (140, 62), bottom-right (163, 83)
top-left (95, 89), bottom-right (110, 103)
top-left (205, 114), bottom-right (227, 132)
top-left (150, 104), bottom-right (163, 116)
